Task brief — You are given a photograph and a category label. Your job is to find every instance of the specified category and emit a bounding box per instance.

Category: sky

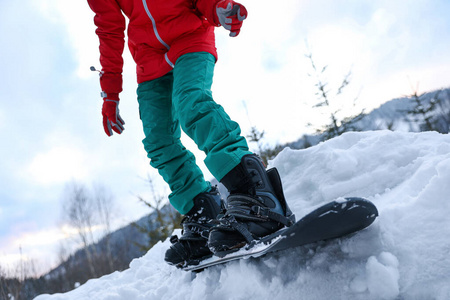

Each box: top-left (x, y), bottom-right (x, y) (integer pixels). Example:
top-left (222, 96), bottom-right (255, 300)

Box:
top-left (0, 0), bottom-right (449, 275)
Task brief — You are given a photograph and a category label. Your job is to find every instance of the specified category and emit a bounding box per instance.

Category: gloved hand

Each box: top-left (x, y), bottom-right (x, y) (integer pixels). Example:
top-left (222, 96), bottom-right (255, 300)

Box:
top-left (101, 93), bottom-right (125, 136)
top-left (214, 0), bottom-right (248, 37)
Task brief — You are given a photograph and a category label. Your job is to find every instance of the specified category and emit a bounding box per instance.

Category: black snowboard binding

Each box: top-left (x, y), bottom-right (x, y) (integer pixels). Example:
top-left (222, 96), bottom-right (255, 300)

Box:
top-left (208, 154), bottom-right (296, 257)
top-left (165, 186), bottom-right (223, 267)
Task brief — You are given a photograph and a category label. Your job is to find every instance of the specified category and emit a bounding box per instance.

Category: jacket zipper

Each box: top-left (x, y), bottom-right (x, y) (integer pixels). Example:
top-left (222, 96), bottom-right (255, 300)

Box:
top-left (142, 0), bottom-right (175, 68)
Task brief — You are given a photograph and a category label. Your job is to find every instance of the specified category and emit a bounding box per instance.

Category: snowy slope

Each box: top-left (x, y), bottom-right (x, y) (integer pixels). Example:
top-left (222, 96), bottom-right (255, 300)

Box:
top-left (35, 130), bottom-right (450, 300)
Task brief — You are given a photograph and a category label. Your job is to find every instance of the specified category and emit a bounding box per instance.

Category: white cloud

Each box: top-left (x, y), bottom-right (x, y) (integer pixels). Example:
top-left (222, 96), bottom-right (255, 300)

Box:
top-left (33, 0), bottom-right (101, 79)
top-left (0, 109), bottom-right (4, 131)
top-left (27, 147), bottom-right (88, 185)
top-left (368, 8), bottom-right (396, 36)
top-left (12, 228), bottom-right (66, 249)
top-left (1, 226), bottom-right (89, 275)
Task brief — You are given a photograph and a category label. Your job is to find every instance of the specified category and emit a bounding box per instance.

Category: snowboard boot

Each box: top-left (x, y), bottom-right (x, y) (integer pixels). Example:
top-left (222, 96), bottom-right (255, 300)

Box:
top-left (165, 186), bottom-right (223, 267)
top-left (208, 154), bottom-right (296, 257)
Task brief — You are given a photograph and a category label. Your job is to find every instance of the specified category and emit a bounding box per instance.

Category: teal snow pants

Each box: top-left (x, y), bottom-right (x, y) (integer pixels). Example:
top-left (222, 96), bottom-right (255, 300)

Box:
top-left (137, 52), bottom-right (251, 214)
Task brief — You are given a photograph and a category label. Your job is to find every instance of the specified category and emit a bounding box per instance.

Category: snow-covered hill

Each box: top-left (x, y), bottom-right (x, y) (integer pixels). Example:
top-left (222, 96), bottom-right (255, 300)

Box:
top-left (35, 130), bottom-right (450, 300)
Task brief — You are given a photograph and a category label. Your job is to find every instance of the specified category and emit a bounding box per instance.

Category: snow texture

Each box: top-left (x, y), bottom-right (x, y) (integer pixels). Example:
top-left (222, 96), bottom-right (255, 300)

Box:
top-left (35, 131), bottom-right (450, 300)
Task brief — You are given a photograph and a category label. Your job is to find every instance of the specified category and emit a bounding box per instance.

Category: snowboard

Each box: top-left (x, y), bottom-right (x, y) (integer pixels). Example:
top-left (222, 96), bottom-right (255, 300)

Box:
top-left (182, 197), bottom-right (378, 272)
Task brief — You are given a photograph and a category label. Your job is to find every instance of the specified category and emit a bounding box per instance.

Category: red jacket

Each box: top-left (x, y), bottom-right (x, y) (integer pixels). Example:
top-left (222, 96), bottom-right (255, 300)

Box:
top-left (88, 0), bottom-right (220, 95)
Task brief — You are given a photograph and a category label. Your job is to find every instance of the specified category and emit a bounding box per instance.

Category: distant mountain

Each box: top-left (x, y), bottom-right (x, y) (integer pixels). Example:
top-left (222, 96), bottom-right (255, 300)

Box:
top-left (288, 88), bottom-right (450, 149)
top-left (353, 88), bottom-right (450, 132)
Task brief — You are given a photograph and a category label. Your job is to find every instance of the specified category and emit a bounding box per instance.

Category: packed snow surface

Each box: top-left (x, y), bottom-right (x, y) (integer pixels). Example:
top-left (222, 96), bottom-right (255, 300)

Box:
top-left (35, 131), bottom-right (450, 300)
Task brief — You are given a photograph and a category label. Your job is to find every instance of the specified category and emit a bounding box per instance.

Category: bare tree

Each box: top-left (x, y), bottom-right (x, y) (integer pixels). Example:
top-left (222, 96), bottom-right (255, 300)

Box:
top-left (0, 265), bottom-right (10, 300)
top-left (0, 248), bottom-right (40, 300)
top-left (62, 182), bottom-right (98, 278)
top-left (60, 181), bottom-right (119, 285)
top-left (132, 175), bottom-right (182, 252)
top-left (92, 184), bottom-right (115, 273)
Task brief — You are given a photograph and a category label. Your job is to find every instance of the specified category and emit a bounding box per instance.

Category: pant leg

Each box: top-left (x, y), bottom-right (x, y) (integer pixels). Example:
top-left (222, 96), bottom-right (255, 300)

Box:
top-left (172, 52), bottom-right (252, 181)
top-left (137, 71), bottom-right (210, 215)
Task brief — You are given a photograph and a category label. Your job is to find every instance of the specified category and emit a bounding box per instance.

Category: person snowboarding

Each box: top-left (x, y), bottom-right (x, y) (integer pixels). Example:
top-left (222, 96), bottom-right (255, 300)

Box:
top-left (87, 0), bottom-right (295, 267)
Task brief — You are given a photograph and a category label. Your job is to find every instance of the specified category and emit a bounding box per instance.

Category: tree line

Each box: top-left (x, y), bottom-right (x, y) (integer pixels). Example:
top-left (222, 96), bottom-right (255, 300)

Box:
top-left (1, 178), bottom-right (182, 299)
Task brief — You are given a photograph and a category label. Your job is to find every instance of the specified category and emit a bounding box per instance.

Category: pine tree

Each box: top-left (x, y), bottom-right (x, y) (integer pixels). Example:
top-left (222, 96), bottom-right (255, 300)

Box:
top-left (305, 51), bottom-right (365, 141)
top-left (404, 87), bottom-right (449, 133)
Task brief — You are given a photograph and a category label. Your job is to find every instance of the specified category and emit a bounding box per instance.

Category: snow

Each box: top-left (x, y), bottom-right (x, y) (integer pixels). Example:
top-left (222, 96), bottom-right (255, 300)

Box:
top-left (35, 130), bottom-right (450, 300)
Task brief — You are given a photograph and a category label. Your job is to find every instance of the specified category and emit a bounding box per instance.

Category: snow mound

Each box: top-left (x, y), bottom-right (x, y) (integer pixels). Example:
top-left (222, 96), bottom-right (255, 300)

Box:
top-left (35, 131), bottom-right (450, 300)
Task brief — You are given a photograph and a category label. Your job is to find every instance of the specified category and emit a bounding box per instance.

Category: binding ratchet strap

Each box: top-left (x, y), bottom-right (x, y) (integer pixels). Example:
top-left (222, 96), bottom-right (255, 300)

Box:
top-left (216, 194), bottom-right (295, 244)
top-left (225, 195), bottom-right (294, 227)
top-left (250, 205), bottom-right (294, 227)
top-left (219, 215), bottom-right (255, 244)
top-left (180, 216), bottom-right (214, 240)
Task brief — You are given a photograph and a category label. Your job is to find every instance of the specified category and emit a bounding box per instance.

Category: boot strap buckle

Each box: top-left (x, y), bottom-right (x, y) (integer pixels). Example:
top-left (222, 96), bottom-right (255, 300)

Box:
top-left (251, 205), bottom-right (270, 219)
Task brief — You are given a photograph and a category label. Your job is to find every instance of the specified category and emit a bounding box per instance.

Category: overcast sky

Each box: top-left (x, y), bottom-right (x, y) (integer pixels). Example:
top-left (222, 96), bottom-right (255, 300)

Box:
top-left (1, 0), bottom-right (449, 274)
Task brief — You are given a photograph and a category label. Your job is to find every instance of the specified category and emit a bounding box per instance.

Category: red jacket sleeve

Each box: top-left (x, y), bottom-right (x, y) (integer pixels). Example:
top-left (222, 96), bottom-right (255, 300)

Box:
top-left (87, 0), bottom-right (126, 95)
top-left (194, 0), bottom-right (221, 26)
